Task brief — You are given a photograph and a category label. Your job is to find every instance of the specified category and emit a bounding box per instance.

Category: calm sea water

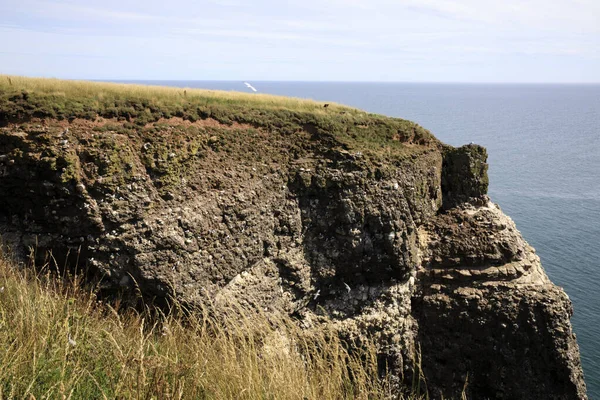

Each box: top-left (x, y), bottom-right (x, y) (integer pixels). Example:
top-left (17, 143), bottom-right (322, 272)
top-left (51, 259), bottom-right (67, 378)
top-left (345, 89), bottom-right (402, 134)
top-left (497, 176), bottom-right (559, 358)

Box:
top-left (120, 80), bottom-right (600, 398)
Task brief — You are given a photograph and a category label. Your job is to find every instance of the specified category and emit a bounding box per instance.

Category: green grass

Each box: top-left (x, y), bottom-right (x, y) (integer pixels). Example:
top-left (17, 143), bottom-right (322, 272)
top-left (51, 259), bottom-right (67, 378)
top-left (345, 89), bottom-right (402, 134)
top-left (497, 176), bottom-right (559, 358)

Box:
top-left (0, 75), bottom-right (439, 159)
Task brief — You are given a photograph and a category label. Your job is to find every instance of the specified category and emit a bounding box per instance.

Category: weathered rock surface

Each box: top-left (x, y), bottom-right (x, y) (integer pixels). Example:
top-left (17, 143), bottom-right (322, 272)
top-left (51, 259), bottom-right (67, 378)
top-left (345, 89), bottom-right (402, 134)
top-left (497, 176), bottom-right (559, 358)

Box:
top-left (415, 201), bottom-right (586, 399)
top-left (0, 116), bottom-right (587, 399)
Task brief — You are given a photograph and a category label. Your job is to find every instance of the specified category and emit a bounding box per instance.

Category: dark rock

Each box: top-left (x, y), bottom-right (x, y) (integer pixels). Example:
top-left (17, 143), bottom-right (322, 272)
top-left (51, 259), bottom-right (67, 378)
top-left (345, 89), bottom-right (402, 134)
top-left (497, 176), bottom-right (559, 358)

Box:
top-left (0, 118), bottom-right (587, 399)
top-left (442, 144), bottom-right (489, 209)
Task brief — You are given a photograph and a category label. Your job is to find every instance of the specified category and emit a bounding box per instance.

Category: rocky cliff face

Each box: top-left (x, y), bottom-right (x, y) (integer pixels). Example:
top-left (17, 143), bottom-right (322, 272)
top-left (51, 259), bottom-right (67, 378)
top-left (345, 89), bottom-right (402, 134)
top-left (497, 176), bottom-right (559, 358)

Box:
top-left (415, 201), bottom-right (586, 399)
top-left (0, 105), bottom-right (587, 397)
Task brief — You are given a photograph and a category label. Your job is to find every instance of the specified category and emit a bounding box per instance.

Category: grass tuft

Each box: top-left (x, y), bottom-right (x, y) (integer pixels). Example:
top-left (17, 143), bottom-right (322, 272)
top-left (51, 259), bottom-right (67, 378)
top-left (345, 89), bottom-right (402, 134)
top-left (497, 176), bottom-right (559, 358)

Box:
top-left (0, 247), bottom-right (427, 399)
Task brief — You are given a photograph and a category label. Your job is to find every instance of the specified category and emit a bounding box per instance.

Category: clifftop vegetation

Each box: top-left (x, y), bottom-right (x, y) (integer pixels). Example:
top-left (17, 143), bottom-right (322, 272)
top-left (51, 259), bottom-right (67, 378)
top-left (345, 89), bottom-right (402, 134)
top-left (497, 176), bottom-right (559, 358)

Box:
top-left (0, 75), bottom-right (438, 160)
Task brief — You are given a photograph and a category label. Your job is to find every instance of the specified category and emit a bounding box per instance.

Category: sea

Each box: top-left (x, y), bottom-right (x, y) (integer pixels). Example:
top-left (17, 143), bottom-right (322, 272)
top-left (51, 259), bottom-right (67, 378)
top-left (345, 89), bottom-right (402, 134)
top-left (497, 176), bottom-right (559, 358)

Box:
top-left (118, 80), bottom-right (600, 398)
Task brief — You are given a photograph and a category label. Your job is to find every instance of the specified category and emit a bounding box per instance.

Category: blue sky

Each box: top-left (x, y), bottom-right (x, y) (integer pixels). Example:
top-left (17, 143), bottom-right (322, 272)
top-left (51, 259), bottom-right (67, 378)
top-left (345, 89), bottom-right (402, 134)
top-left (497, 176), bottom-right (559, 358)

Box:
top-left (0, 0), bottom-right (599, 82)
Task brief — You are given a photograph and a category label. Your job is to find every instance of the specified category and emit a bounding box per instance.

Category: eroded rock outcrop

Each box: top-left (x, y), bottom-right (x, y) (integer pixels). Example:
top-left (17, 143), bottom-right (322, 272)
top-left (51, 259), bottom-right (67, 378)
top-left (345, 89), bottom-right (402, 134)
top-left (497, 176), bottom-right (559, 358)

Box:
top-left (415, 201), bottom-right (586, 399)
top-left (0, 114), bottom-right (587, 399)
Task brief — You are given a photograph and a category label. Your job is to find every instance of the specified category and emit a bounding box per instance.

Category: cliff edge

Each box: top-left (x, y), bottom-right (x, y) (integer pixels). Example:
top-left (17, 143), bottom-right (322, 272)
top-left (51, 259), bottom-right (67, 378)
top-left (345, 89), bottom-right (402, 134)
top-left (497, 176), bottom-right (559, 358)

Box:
top-left (0, 76), bottom-right (587, 399)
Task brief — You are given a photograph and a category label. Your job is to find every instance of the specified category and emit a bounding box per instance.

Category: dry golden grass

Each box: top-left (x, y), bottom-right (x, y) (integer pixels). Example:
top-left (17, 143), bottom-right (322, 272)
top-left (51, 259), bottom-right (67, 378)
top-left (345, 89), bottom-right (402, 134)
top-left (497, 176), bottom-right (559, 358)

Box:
top-left (0, 247), bottom-right (426, 400)
top-left (0, 75), bottom-right (352, 114)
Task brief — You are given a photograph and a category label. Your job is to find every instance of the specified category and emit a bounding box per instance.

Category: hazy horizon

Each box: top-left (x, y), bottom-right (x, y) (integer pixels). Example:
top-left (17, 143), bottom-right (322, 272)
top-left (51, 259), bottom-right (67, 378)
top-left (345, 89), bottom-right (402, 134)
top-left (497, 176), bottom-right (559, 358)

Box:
top-left (108, 79), bottom-right (600, 85)
top-left (4, 76), bottom-right (600, 85)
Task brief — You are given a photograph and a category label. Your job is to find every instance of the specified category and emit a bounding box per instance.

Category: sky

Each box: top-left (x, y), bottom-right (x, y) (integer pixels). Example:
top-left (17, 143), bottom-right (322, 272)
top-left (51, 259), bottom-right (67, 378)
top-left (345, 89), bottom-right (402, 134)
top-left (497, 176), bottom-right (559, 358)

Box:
top-left (0, 0), bottom-right (599, 82)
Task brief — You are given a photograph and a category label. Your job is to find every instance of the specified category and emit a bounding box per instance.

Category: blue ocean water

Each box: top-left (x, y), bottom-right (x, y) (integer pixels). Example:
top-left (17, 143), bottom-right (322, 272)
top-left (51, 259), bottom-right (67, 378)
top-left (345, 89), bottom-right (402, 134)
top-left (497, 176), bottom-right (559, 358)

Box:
top-left (122, 80), bottom-right (600, 398)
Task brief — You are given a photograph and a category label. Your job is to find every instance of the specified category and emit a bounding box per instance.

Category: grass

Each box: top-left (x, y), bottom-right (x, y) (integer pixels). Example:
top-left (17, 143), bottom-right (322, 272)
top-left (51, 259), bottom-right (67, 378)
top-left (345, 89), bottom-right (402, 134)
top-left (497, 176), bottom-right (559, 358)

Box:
top-left (0, 248), bottom-right (429, 400)
top-left (0, 75), bottom-right (438, 159)
top-left (0, 75), bottom-right (350, 115)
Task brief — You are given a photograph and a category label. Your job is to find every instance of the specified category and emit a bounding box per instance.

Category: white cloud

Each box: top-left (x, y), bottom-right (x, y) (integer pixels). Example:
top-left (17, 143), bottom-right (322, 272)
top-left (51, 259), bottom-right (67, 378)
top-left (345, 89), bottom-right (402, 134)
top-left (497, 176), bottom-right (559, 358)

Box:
top-left (17, 0), bottom-right (160, 22)
top-left (0, 0), bottom-right (598, 81)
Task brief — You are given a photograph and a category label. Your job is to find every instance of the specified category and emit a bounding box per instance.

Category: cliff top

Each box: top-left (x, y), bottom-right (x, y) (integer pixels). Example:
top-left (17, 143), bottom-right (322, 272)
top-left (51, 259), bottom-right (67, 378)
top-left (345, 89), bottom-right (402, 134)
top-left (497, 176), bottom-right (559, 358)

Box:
top-left (0, 75), bottom-right (439, 160)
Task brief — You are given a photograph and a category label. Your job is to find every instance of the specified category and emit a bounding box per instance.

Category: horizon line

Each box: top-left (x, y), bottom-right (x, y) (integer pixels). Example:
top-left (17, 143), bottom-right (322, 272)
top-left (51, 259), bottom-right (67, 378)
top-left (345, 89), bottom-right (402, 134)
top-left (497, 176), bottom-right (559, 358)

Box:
top-left (3, 74), bottom-right (599, 85)
top-left (99, 79), bottom-right (600, 85)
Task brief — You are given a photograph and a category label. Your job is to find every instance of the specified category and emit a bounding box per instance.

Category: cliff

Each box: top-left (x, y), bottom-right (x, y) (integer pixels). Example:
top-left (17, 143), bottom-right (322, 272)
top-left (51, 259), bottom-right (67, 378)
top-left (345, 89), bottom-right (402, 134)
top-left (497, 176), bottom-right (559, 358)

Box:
top-left (0, 76), bottom-right (587, 399)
